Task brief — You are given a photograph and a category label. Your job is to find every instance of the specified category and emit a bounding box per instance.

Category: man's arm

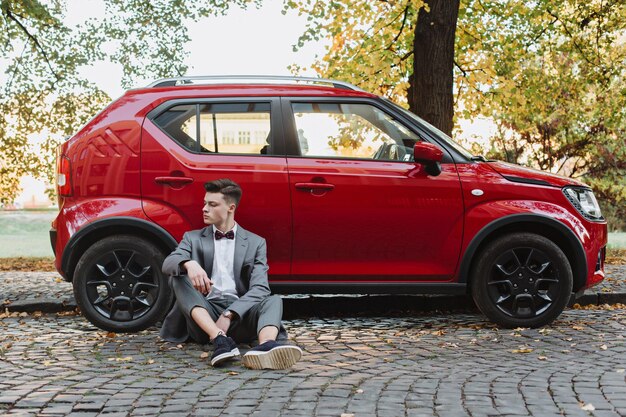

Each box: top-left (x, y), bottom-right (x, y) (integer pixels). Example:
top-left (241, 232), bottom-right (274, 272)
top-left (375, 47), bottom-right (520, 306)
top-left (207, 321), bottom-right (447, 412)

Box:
top-left (162, 232), bottom-right (193, 276)
top-left (227, 238), bottom-right (271, 318)
top-left (163, 232), bottom-right (213, 294)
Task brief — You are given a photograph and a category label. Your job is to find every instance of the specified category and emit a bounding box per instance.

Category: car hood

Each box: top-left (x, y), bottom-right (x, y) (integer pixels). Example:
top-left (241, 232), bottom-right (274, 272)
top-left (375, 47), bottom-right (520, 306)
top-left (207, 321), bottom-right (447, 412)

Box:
top-left (486, 161), bottom-right (587, 188)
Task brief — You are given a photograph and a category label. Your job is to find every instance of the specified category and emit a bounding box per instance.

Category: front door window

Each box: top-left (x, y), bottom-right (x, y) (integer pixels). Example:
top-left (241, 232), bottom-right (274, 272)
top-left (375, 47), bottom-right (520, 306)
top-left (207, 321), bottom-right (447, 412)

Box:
top-left (291, 102), bottom-right (420, 161)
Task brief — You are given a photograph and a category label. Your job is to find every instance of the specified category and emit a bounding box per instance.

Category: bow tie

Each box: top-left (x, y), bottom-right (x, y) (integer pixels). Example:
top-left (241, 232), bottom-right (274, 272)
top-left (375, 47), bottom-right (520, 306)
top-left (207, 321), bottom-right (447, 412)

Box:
top-left (215, 230), bottom-right (235, 240)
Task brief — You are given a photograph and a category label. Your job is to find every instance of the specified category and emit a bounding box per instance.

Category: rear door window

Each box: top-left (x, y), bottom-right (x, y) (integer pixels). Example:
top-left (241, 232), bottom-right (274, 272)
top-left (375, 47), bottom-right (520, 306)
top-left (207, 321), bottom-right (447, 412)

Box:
top-left (152, 102), bottom-right (273, 155)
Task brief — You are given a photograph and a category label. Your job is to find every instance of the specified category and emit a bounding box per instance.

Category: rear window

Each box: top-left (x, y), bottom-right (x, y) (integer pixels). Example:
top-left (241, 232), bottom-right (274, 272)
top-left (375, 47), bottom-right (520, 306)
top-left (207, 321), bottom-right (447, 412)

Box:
top-left (152, 102), bottom-right (273, 155)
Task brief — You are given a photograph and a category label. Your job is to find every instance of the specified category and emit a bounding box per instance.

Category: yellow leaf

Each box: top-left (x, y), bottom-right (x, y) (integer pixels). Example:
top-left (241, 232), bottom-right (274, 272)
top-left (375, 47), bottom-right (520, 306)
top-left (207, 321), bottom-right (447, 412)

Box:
top-left (511, 348), bottom-right (533, 354)
top-left (228, 371), bottom-right (239, 375)
top-left (580, 403), bottom-right (595, 411)
top-left (200, 352), bottom-right (209, 359)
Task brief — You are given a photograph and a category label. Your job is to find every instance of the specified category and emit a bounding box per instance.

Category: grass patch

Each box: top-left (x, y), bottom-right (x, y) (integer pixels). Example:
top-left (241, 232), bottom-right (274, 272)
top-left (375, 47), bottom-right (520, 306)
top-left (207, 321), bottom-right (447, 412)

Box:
top-left (0, 210), bottom-right (56, 257)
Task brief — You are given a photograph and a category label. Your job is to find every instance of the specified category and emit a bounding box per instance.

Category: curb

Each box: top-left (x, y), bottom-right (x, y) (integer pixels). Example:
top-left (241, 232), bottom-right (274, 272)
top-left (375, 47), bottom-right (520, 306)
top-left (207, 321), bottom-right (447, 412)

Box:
top-left (3, 292), bottom-right (625, 317)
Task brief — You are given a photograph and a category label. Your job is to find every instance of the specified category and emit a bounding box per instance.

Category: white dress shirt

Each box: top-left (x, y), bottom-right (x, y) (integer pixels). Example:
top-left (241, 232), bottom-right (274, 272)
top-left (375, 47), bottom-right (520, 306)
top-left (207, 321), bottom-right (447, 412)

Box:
top-left (207, 223), bottom-right (239, 301)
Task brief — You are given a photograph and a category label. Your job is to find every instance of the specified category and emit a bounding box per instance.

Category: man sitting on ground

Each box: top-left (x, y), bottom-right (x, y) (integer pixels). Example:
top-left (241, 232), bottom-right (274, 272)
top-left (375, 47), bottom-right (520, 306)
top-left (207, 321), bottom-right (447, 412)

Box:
top-left (159, 178), bottom-right (302, 369)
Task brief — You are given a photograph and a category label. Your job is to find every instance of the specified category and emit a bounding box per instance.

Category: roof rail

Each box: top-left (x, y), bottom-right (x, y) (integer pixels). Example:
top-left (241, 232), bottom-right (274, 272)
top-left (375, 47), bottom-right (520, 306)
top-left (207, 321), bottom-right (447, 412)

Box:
top-left (146, 75), bottom-right (366, 92)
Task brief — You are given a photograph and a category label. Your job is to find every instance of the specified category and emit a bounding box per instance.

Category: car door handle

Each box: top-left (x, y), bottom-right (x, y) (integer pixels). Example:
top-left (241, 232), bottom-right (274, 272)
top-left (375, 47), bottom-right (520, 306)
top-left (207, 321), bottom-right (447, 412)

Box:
top-left (295, 182), bottom-right (335, 191)
top-left (155, 176), bottom-right (194, 186)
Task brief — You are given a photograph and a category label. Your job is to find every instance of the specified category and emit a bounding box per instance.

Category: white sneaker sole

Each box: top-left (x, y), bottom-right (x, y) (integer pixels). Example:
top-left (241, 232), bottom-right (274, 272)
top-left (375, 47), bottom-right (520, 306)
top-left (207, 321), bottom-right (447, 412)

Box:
top-left (242, 345), bottom-right (302, 370)
top-left (211, 347), bottom-right (240, 366)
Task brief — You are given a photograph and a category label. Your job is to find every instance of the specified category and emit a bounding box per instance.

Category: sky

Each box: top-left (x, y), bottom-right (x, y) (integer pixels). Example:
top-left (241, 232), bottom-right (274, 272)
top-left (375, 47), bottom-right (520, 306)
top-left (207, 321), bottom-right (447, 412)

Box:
top-left (14, 0), bottom-right (495, 206)
top-left (71, 0), bottom-right (326, 97)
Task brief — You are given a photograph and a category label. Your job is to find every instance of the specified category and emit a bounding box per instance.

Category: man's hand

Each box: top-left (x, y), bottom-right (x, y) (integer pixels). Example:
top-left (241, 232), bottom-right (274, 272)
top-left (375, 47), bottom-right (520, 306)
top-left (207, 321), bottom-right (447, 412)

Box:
top-left (183, 260), bottom-right (213, 294)
top-left (215, 315), bottom-right (231, 334)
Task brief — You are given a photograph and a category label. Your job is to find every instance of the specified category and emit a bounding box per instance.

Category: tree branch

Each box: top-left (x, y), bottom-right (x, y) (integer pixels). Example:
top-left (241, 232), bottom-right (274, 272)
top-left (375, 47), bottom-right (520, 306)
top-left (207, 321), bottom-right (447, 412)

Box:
top-left (350, 1), bottom-right (413, 60)
top-left (545, 8), bottom-right (594, 66)
top-left (454, 60), bottom-right (468, 77)
top-left (387, 5), bottom-right (410, 48)
top-left (3, 7), bottom-right (60, 82)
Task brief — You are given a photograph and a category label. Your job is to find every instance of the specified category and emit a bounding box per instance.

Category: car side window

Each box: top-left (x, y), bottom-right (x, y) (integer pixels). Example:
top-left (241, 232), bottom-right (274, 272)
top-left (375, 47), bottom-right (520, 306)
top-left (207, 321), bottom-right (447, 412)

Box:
top-left (291, 102), bottom-right (421, 161)
top-left (152, 102), bottom-right (273, 155)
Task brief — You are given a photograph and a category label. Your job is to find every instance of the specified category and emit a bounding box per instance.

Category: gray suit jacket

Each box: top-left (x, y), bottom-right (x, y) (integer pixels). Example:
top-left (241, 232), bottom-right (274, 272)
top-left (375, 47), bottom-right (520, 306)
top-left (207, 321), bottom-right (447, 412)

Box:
top-left (159, 224), bottom-right (271, 342)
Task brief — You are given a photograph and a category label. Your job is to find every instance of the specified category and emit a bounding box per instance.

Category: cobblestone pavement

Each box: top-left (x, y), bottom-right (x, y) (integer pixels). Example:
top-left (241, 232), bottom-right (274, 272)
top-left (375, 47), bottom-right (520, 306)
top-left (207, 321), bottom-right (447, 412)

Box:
top-left (1, 307), bottom-right (625, 417)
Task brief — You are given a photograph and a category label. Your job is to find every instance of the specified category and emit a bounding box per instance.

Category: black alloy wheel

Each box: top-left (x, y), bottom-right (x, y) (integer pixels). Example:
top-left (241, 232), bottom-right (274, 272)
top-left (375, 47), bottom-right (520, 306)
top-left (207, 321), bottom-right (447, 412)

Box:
top-left (471, 233), bottom-right (573, 328)
top-left (73, 235), bottom-right (173, 332)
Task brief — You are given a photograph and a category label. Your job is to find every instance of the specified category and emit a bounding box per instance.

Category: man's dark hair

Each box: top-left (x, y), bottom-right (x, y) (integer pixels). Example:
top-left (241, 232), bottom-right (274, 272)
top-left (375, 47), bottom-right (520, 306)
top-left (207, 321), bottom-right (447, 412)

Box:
top-left (204, 178), bottom-right (242, 207)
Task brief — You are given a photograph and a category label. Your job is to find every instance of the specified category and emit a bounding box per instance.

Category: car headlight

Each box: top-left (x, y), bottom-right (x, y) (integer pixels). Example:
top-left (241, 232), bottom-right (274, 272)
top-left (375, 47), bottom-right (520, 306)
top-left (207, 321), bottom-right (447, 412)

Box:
top-left (563, 187), bottom-right (603, 221)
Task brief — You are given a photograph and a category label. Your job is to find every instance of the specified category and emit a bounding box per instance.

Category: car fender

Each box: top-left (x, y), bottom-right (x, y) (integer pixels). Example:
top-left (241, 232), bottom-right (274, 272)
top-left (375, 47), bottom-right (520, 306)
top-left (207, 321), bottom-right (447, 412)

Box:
top-left (457, 201), bottom-right (587, 290)
top-left (60, 198), bottom-right (178, 280)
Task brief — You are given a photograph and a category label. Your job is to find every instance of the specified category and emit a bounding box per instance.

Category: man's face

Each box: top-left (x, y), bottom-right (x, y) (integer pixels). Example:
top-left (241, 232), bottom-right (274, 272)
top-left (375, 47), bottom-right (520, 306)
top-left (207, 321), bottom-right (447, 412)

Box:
top-left (202, 192), bottom-right (234, 225)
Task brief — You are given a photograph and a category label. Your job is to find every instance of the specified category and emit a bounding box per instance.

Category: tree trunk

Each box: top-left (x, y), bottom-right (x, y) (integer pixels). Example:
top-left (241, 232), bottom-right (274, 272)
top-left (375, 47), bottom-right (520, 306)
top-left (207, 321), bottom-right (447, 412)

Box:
top-left (407, 0), bottom-right (460, 136)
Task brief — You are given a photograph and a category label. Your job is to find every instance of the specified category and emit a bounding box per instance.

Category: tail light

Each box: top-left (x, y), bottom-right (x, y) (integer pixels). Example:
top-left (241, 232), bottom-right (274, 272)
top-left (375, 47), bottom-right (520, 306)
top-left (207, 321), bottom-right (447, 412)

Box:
top-left (57, 153), bottom-right (72, 197)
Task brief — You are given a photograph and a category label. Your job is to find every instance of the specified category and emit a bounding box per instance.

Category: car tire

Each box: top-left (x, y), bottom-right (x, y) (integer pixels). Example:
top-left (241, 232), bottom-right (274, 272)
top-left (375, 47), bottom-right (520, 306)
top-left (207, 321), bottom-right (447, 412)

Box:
top-left (73, 235), bottom-right (173, 332)
top-left (471, 232), bottom-right (573, 328)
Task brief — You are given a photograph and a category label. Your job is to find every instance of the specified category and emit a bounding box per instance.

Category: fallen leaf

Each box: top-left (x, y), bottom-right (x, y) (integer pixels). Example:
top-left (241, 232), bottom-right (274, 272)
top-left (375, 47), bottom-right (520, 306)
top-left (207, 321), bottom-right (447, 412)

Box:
top-left (341, 414), bottom-right (355, 417)
top-left (106, 332), bottom-right (116, 338)
top-left (580, 402), bottom-right (595, 411)
top-left (355, 389), bottom-right (363, 394)
top-left (600, 344), bottom-right (608, 350)
top-left (572, 325), bottom-right (585, 331)
top-left (55, 277), bottom-right (62, 283)
top-left (228, 371), bottom-right (239, 375)
top-left (176, 344), bottom-right (183, 349)
top-left (538, 356), bottom-right (548, 361)
top-left (146, 359), bottom-right (155, 364)
top-left (200, 352), bottom-right (209, 359)
top-left (511, 348), bottom-right (534, 354)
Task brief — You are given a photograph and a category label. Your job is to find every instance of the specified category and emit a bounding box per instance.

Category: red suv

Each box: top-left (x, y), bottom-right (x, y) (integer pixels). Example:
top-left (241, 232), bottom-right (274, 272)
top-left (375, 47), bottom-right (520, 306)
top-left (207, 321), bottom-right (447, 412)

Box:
top-left (50, 76), bottom-right (607, 332)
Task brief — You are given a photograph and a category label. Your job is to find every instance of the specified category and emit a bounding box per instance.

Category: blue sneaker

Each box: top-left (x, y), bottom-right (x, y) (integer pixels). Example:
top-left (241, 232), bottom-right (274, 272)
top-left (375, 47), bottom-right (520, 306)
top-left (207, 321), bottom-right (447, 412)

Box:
top-left (242, 340), bottom-right (302, 370)
top-left (211, 334), bottom-right (240, 366)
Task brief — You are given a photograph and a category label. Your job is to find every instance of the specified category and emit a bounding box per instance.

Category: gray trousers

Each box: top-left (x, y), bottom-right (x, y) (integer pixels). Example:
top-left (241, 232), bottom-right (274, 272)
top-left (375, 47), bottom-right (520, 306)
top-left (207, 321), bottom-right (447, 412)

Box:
top-left (170, 275), bottom-right (287, 344)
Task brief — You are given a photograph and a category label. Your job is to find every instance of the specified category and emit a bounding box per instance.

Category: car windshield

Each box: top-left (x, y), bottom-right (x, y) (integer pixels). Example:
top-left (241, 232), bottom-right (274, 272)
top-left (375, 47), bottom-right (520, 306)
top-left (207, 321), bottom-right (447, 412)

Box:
top-left (381, 98), bottom-right (474, 160)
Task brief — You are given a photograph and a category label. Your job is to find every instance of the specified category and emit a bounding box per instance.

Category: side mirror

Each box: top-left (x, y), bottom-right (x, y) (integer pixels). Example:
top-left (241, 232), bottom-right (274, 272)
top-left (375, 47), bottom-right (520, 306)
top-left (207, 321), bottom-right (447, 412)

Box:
top-left (413, 142), bottom-right (444, 176)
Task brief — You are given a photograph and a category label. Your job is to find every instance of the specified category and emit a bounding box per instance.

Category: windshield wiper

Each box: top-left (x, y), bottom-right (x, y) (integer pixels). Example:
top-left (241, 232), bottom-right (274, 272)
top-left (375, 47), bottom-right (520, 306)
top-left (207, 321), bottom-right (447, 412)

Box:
top-left (471, 155), bottom-right (488, 162)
